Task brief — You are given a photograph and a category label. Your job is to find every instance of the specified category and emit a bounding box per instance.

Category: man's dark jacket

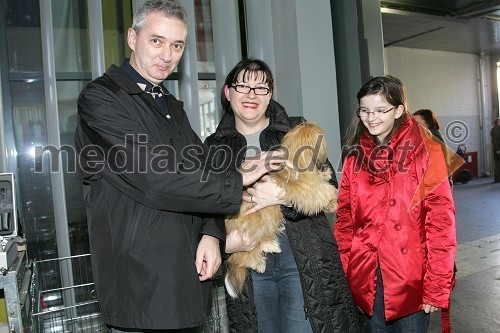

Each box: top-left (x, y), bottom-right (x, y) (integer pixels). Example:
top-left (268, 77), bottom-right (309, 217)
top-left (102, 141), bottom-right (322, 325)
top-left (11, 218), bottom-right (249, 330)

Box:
top-left (205, 101), bottom-right (361, 333)
top-left (74, 65), bottom-right (242, 329)
top-left (492, 124), bottom-right (500, 160)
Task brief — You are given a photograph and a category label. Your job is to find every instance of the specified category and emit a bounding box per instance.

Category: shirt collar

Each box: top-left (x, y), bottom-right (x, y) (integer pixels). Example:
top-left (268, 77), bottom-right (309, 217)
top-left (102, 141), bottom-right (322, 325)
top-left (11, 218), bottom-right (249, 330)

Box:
top-left (120, 60), bottom-right (168, 95)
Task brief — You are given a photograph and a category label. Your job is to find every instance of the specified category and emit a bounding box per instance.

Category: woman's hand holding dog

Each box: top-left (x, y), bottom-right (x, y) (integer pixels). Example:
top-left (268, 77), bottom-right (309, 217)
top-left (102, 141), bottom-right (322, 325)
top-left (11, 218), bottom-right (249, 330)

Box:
top-left (244, 175), bottom-right (287, 215)
top-left (225, 229), bottom-right (258, 253)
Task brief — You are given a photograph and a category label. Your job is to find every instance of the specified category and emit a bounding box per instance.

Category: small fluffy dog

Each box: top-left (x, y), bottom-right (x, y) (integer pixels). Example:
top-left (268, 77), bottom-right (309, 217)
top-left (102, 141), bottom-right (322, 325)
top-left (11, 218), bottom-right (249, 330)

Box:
top-left (225, 122), bottom-right (338, 298)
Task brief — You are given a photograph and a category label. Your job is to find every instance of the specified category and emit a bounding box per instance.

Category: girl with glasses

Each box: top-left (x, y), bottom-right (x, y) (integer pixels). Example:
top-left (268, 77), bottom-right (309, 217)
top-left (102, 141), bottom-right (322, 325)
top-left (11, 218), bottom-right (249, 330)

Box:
top-left (335, 75), bottom-right (457, 332)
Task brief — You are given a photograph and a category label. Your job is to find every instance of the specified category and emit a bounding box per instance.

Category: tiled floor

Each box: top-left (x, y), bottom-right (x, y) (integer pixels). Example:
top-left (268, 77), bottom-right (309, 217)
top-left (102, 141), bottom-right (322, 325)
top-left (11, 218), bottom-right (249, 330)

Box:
top-left (428, 177), bottom-right (500, 333)
top-left (212, 177), bottom-right (500, 332)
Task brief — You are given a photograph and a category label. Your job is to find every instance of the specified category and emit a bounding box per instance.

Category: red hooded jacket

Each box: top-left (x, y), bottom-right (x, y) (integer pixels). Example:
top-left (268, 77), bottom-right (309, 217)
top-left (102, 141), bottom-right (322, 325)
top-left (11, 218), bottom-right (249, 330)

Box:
top-left (335, 116), bottom-right (456, 321)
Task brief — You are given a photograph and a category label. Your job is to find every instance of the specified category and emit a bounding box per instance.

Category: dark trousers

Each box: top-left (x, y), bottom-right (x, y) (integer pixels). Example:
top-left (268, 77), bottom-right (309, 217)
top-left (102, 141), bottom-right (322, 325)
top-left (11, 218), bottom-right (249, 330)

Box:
top-left (364, 267), bottom-right (430, 333)
top-left (494, 159), bottom-right (500, 182)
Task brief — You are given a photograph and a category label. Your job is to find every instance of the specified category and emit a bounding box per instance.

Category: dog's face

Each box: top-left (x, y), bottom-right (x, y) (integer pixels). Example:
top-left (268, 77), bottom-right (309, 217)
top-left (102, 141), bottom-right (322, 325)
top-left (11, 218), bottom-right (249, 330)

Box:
top-left (281, 123), bottom-right (328, 171)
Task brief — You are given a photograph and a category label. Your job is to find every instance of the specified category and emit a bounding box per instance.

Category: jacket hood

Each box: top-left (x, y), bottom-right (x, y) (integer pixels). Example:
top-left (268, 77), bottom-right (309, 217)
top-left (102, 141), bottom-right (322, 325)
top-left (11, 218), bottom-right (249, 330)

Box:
top-left (359, 115), bottom-right (425, 181)
top-left (212, 99), bottom-right (292, 140)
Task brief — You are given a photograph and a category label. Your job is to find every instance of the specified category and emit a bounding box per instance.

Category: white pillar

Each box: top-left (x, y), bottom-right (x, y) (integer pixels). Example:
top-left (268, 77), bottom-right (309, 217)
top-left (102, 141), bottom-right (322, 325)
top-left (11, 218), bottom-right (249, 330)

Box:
top-left (245, 0), bottom-right (276, 75)
top-left (178, 0), bottom-right (201, 134)
top-left (478, 54), bottom-right (492, 176)
top-left (40, 0), bottom-right (76, 319)
top-left (211, 0), bottom-right (241, 108)
top-left (88, 0), bottom-right (106, 78)
top-left (293, 0), bottom-right (343, 174)
top-left (245, 0), bottom-right (343, 175)
top-left (40, 0), bottom-right (72, 260)
top-left (0, 1), bottom-right (14, 173)
top-left (0, 63), bottom-right (5, 173)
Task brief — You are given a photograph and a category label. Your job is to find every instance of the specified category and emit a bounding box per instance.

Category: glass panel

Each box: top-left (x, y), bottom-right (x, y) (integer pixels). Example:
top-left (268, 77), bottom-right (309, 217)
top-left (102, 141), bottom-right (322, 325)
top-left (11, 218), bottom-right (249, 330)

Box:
top-left (102, 0), bottom-right (133, 69)
top-left (57, 80), bottom-right (90, 255)
top-left (6, 0), bottom-right (43, 72)
top-left (5, 0), bottom-right (93, 260)
top-left (5, 0), bottom-right (222, 260)
top-left (52, 0), bottom-right (91, 72)
top-left (195, 0), bottom-right (215, 73)
top-left (6, 0), bottom-right (57, 260)
top-left (195, 0), bottom-right (217, 140)
top-left (199, 80), bottom-right (219, 141)
top-left (10, 81), bottom-right (58, 260)
top-left (164, 80), bottom-right (179, 98)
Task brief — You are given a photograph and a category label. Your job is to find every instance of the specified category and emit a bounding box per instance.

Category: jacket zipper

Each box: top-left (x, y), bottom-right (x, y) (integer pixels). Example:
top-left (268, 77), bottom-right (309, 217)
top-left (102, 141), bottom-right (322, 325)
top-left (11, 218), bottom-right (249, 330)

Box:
top-left (289, 225), bottom-right (319, 333)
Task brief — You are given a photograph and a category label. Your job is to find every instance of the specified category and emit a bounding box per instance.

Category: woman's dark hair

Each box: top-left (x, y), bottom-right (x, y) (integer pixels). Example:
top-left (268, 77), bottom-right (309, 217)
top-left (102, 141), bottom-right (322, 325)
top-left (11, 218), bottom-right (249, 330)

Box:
top-left (413, 109), bottom-right (440, 130)
top-left (221, 58), bottom-right (274, 114)
top-left (345, 75), bottom-right (408, 147)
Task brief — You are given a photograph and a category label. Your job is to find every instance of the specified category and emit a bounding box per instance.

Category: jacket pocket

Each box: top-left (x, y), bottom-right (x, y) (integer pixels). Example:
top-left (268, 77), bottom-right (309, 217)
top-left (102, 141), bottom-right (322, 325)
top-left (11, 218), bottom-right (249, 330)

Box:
top-left (128, 205), bottom-right (145, 260)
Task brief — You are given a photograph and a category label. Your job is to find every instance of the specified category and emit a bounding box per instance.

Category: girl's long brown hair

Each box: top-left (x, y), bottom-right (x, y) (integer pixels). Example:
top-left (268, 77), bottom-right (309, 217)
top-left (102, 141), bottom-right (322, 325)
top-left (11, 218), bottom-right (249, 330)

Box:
top-left (345, 75), bottom-right (408, 148)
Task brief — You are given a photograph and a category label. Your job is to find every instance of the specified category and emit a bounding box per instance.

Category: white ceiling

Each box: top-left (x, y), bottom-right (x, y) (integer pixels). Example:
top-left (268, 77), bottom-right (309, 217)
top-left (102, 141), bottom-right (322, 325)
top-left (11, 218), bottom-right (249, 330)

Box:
top-left (380, 0), bottom-right (500, 56)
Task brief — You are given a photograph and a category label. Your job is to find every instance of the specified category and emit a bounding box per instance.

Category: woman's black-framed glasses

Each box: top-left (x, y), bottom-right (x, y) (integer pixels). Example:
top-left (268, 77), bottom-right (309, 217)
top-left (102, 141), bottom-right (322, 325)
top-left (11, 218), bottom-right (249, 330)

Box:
top-left (231, 84), bottom-right (271, 96)
top-left (356, 107), bottom-right (395, 119)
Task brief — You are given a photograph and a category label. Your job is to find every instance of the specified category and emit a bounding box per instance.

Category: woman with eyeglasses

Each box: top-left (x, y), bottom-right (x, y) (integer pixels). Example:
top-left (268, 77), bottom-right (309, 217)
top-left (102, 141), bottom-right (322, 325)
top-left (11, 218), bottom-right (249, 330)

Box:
top-left (205, 58), bottom-right (360, 333)
top-left (335, 75), bottom-right (457, 332)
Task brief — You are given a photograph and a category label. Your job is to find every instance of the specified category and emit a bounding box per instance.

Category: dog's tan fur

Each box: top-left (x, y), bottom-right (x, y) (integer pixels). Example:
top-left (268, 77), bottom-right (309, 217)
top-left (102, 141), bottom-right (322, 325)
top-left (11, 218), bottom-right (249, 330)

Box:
top-left (225, 123), bottom-right (338, 298)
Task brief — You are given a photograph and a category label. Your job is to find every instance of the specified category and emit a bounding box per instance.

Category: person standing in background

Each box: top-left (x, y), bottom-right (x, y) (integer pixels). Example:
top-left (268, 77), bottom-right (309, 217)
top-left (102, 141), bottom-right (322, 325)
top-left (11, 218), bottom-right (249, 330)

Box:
top-left (491, 117), bottom-right (500, 183)
top-left (412, 109), bottom-right (453, 181)
top-left (412, 109), bottom-right (444, 142)
top-left (413, 108), bottom-right (459, 332)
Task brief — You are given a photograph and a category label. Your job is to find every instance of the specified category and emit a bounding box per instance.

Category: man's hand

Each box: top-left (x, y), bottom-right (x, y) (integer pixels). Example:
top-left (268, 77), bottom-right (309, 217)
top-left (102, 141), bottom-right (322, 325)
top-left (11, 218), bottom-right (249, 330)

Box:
top-left (240, 150), bottom-right (285, 186)
top-left (244, 175), bottom-right (286, 215)
top-left (196, 235), bottom-right (221, 281)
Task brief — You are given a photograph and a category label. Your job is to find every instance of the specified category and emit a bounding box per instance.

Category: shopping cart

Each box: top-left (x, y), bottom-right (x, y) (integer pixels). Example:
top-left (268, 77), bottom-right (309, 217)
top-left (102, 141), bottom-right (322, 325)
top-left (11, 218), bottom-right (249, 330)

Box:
top-left (28, 254), bottom-right (106, 333)
top-left (205, 276), bottom-right (228, 333)
top-left (27, 253), bottom-right (227, 333)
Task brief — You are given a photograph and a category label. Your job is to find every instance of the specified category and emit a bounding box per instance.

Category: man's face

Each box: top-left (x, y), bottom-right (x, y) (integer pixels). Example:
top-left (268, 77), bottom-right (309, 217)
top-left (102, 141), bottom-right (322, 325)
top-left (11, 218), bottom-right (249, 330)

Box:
top-left (128, 12), bottom-right (187, 85)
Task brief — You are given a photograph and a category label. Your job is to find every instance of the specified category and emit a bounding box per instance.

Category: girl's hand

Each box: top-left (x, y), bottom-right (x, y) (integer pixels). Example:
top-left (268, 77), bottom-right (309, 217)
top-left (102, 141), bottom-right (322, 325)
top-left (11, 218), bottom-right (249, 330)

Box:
top-left (422, 304), bottom-right (440, 313)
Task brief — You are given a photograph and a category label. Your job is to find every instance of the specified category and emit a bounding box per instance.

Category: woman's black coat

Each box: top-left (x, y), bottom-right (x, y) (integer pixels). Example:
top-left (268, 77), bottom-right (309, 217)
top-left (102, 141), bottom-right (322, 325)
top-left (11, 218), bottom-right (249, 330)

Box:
top-left (205, 100), bottom-right (361, 333)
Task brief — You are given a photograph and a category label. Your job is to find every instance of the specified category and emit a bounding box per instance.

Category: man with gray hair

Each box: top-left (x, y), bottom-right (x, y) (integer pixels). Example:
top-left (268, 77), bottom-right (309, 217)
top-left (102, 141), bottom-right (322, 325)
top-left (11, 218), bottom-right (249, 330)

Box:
top-left (74, 0), bottom-right (283, 331)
